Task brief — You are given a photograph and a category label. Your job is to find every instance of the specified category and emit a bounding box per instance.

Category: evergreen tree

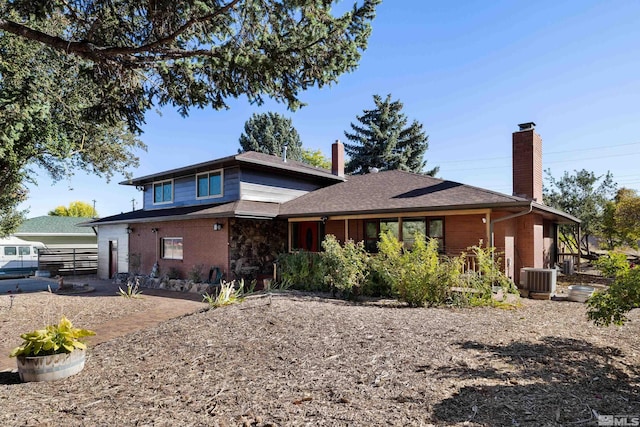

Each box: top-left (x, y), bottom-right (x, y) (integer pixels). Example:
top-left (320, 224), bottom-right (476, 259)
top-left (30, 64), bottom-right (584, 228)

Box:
top-left (1, 1), bottom-right (380, 133)
top-left (0, 0), bottom-right (380, 235)
top-left (343, 94), bottom-right (438, 175)
top-left (238, 113), bottom-right (303, 161)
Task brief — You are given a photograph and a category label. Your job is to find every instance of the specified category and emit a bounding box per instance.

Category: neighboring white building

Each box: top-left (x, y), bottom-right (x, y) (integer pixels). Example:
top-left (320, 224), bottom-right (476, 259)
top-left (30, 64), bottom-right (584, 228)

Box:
top-left (15, 216), bottom-right (97, 249)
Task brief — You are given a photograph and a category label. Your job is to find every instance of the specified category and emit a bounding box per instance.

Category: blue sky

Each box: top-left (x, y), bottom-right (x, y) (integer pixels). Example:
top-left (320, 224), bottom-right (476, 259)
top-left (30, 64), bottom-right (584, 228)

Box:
top-left (19, 0), bottom-right (640, 218)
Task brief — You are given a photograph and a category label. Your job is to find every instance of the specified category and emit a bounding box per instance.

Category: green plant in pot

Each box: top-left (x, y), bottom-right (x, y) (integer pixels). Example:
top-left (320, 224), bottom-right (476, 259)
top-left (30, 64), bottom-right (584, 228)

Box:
top-left (10, 316), bottom-right (95, 382)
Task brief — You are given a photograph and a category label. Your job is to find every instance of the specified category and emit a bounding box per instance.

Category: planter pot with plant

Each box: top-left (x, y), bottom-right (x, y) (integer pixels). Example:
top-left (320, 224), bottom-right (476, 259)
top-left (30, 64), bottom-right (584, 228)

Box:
top-left (9, 316), bottom-right (96, 382)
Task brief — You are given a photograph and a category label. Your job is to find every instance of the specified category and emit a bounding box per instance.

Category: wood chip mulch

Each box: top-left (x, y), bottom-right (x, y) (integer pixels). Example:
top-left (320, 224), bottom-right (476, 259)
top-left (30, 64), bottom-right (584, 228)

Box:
top-left (0, 282), bottom-right (638, 426)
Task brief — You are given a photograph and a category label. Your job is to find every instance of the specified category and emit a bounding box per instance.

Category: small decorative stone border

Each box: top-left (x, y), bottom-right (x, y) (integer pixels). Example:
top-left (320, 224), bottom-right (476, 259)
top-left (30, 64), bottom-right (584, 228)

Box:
top-left (114, 273), bottom-right (217, 295)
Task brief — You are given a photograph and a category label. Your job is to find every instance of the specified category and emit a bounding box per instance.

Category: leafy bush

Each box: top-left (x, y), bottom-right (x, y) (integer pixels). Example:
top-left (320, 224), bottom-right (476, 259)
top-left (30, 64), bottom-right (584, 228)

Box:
top-left (129, 253), bottom-right (142, 275)
top-left (321, 235), bottom-right (369, 299)
top-left (461, 245), bottom-right (518, 305)
top-left (594, 251), bottom-right (630, 279)
top-left (361, 262), bottom-right (394, 298)
top-left (166, 267), bottom-right (181, 280)
top-left (375, 231), bottom-right (460, 307)
top-left (587, 267), bottom-right (640, 326)
top-left (276, 251), bottom-right (327, 291)
top-left (187, 264), bottom-right (205, 283)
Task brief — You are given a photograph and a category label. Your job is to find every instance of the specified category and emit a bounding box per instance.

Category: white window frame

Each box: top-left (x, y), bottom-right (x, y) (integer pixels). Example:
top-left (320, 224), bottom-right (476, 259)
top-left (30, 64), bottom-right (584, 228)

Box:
top-left (196, 169), bottom-right (224, 200)
top-left (153, 180), bottom-right (174, 205)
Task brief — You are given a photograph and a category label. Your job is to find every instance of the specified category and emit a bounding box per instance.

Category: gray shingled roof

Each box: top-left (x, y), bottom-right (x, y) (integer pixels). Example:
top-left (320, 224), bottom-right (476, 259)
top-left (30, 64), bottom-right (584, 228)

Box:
top-left (279, 170), bottom-right (579, 223)
top-left (120, 151), bottom-right (344, 186)
top-left (15, 216), bottom-right (96, 235)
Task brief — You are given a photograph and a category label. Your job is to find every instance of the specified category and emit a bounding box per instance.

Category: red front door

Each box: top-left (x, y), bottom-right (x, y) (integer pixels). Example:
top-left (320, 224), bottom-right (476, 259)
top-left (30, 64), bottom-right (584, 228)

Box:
top-left (297, 222), bottom-right (319, 252)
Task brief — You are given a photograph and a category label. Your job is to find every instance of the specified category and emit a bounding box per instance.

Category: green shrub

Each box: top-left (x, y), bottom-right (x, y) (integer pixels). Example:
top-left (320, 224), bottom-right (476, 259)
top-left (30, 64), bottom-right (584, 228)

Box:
top-left (321, 235), bottom-right (369, 299)
top-left (361, 262), bottom-right (394, 298)
top-left (594, 252), bottom-right (630, 279)
top-left (376, 231), bottom-right (460, 307)
top-left (587, 267), bottom-right (640, 326)
top-left (187, 264), bottom-right (205, 283)
top-left (461, 245), bottom-right (518, 306)
top-left (276, 251), bottom-right (326, 291)
top-left (167, 266), bottom-right (181, 280)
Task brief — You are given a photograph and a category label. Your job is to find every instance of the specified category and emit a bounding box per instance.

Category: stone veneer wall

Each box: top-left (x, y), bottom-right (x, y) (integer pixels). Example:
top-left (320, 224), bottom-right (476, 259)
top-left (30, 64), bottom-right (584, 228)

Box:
top-left (228, 218), bottom-right (288, 280)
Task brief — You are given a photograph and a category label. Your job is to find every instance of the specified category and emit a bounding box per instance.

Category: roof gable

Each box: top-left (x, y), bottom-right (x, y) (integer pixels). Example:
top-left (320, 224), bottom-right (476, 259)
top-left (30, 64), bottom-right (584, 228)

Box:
top-left (121, 151), bottom-right (344, 186)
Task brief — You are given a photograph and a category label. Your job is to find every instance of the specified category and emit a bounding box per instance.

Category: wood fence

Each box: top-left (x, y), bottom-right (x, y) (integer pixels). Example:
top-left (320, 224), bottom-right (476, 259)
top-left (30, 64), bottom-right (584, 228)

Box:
top-left (38, 248), bottom-right (98, 276)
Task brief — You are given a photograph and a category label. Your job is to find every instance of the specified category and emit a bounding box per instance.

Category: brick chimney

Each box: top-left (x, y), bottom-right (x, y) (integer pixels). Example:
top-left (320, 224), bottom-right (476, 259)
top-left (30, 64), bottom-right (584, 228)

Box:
top-left (512, 122), bottom-right (543, 203)
top-left (332, 140), bottom-right (345, 177)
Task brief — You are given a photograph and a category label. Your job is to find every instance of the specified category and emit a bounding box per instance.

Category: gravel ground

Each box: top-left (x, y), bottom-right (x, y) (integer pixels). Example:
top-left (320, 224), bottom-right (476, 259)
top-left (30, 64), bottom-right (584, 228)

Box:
top-left (0, 280), bottom-right (639, 426)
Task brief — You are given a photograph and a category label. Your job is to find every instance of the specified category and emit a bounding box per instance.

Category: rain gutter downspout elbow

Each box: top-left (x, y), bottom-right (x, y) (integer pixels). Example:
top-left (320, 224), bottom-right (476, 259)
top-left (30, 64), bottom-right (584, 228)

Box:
top-left (489, 202), bottom-right (534, 249)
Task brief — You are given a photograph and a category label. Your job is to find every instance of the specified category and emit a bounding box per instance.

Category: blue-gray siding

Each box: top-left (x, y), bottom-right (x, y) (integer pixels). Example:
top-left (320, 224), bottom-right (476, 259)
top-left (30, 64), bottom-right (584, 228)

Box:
top-left (141, 166), bottom-right (324, 210)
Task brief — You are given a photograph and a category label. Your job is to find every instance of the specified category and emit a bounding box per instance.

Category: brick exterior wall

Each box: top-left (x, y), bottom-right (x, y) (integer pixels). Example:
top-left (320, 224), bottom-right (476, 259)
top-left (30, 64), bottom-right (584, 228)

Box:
top-left (492, 212), bottom-right (516, 281)
top-left (514, 214), bottom-right (544, 273)
top-left (443, 214), bottom-right (487, 254)
top-left (128, 218), bottom-right (229, 280)
top-left (512, 129), bottom-right (543, 203)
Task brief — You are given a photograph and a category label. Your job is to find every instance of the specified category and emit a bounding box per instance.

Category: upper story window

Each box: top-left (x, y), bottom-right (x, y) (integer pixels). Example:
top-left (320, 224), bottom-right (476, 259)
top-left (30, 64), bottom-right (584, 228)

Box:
top-left (196, 170), bottom-right (223, 199)
top-left (153, 180), bottom-right (173, 204)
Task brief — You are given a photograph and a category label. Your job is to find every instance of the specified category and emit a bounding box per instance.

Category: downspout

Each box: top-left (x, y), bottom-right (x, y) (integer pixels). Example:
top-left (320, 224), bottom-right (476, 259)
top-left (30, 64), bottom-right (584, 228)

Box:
top-left (489, 202), bottom-right (533, 247)
top-left (489, 202), bottom-right (534, 268)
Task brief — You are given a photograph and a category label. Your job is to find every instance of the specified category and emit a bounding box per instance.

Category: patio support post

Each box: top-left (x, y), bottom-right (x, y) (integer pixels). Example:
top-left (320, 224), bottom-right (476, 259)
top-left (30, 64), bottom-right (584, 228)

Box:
top-left (577, 225), bottom-right (581, 273)
top-left (344, 219), bottom-right (349, 241)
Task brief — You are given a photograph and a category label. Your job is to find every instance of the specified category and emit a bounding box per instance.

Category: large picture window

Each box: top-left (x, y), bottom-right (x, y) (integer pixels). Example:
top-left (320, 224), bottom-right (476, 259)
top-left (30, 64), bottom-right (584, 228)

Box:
top-left (153, 180), bottom-right (173, 204)
top-left (364, 217), bottom-right (444, 252)
top-left (196, 170), bottom-right (223, 198)
top-left (162, 237), bottom-right (183, 260)
top-left (402, 218), bottom-right (427, 249)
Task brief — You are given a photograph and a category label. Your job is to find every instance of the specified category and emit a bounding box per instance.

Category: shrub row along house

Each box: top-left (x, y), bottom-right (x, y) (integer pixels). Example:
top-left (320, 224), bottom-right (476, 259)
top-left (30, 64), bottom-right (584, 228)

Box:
top-left (85, 123), bottom-right (579, 286)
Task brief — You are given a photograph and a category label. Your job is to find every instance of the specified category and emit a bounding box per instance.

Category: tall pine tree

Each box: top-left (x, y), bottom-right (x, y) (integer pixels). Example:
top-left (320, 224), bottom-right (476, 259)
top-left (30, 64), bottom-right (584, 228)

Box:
top-left (238, 112), bottom-right (303, 161)
top-left (344, 94), bottom-right (438, 175)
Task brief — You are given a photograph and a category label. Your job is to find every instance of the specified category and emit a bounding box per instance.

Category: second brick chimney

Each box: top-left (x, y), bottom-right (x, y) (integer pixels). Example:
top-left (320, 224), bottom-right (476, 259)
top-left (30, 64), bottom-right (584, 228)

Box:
top-left (332, 140), bottom-right (345, 177)
top-left (512, 122), bottom-right (543, 203)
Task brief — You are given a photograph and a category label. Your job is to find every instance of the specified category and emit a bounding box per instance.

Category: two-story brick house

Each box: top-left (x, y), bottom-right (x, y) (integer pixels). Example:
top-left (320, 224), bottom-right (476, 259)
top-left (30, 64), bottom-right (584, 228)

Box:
top-left (86, 123), bottom-right (579, 285)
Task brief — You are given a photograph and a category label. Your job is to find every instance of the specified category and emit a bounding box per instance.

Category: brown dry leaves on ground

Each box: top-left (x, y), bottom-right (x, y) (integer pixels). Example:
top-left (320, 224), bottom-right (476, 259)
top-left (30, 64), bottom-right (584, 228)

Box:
top-left (0, 286), bottom-right (639, 426)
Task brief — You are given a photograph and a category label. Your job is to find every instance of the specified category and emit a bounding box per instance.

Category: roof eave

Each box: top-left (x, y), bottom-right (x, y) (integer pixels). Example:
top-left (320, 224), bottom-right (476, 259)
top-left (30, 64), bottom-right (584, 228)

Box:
top-left (281, 201), bottom-right (580, 224)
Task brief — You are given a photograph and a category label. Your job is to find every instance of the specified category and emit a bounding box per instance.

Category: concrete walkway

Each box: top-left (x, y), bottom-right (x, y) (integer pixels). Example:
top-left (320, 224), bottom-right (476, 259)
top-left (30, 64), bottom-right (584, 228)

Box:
top-left (0, 276), bottom-right (208, 373)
